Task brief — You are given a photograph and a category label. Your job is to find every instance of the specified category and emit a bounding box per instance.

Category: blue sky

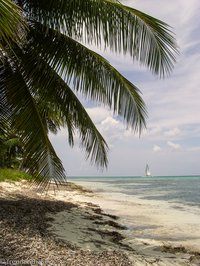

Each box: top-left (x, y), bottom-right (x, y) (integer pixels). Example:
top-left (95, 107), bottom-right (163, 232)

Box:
top-left (50, 0), bottom-right (200, 176)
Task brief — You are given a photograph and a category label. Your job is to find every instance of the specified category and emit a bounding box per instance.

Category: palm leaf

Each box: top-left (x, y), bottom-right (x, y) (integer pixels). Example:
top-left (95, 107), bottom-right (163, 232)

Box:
top-left (26, 24), bottom-right (147, 132)
top-left (1, 62), bottom-right (66, 187)
top-left (15, 50), bottom-right (109, 168)
top-left (0, 63), bottom-right (11, 133)
top-left (0, 0), bottom-right (26, 56)
top-left (21, 0), bottom-right (178, 76)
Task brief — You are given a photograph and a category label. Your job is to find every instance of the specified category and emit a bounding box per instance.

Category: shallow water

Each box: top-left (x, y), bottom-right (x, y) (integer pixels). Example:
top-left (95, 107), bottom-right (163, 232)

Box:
top-left (70, 175), bottom-right (200, 206)
top-left (69, 176), bottom-right (200, 253)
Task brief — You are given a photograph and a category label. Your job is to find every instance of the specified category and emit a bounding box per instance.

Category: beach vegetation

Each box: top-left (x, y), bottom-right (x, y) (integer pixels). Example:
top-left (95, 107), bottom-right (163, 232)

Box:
top-left (0, 168), bottom-right (32, 182)
top-left (0, 0), bottom-right (178, 186)
top-left (0, 122), bottom-right (23, 169)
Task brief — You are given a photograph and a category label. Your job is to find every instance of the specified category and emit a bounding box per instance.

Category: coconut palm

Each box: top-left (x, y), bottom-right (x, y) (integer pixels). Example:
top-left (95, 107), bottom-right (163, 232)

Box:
top-left (0, 0), bottom-right (178, 186)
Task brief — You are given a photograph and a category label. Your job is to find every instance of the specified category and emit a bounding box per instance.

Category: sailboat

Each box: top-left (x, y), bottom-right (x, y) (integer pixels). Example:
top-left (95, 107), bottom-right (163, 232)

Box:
top-left (145, 164), bottom-right (151, 177)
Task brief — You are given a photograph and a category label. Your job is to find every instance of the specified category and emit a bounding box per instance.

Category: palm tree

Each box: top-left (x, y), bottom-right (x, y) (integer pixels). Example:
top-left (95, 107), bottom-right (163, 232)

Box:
top-left (0, 0), bottom-right (178, 186)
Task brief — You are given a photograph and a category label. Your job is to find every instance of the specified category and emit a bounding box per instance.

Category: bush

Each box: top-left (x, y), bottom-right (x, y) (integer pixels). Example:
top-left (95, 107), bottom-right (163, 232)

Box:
top-left (0, 168), bottom-right (32, 182)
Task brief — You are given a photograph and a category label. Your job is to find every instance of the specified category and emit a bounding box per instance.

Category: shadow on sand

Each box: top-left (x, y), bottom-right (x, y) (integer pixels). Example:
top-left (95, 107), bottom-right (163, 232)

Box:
top-left (0, 192), bottom-right (132, 265)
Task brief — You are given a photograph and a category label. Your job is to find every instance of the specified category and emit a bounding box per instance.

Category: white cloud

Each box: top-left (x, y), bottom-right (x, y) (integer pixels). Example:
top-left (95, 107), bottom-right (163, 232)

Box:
top-left (153, 145), bottom-right (161, 152)
top-left (99, 117), bottom-right (123, 146)
top-left (167, 141), bottom-right (181, 150)
top-left (101, 116), bottom-right (120, 128)
top-left (86, 107), bottom-right (112, 124)
top-left (146, 126), bottom-right (162, 136)
top-left (164, 128), bottom-right (181, 138)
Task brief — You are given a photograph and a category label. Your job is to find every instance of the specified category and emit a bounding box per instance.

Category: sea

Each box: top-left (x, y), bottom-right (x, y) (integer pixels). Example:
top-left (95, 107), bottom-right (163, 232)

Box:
top-left (69, 175), bottom-right (200, 207)
top-left (69, 175), bottom-right (200, 252)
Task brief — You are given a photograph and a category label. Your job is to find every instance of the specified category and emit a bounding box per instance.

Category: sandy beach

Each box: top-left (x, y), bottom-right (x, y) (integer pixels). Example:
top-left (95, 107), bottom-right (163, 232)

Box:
top-left (0, 180), bottom-right (200, 266)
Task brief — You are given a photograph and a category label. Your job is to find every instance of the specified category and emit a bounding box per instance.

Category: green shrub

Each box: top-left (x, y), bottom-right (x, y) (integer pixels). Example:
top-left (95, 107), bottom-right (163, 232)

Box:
top-left (0, 168), bottom-right (32, 182)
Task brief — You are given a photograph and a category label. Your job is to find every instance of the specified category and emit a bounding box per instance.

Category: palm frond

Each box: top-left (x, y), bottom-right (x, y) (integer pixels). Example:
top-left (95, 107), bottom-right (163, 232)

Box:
top-left (16, 50), bottom-right (109, 168)
top-left (1, 62), bottom-right (66, 186)
top-left (0, 0), bottom-right (27, 56)
top-left (27, 25), bottom-right (147, 132)
top-left (0, 63), bottom-right (11, 131)
top-left (21, 0), bottom-right (178, 76)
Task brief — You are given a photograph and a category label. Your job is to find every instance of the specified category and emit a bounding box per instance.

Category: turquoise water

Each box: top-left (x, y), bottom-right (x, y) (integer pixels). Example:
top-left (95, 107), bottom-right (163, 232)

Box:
top-left (69, 175), bottom-right (200, 207)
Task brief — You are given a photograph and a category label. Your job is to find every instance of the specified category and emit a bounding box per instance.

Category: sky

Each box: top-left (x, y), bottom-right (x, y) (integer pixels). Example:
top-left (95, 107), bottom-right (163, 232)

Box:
top-left (50, 0), bottom-right (200, 177)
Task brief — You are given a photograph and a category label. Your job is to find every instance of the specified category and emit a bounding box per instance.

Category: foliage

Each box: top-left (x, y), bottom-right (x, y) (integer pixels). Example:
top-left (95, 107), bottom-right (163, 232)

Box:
top-left (0, 0), bottom-right (178, 186)
top-left (0, 168), bottom-right (32, 182)
top-left (0, 123), bottom-right (23, 168)
top-left (0, 0), bottom-right (26, 57)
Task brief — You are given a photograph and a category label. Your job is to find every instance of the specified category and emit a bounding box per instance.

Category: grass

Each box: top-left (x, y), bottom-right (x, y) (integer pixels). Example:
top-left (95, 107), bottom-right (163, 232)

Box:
top-left (0, 168), bottom-right (32, 182)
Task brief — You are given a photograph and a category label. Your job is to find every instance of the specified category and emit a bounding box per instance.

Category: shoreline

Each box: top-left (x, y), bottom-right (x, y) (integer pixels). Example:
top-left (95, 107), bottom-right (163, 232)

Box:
top-left (72, 179), bottom-right (200, 252)
top-left (0, 180), bottom-right (200, 265)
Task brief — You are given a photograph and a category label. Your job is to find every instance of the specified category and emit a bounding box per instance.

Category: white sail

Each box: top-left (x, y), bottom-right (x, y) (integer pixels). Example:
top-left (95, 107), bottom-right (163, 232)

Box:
top-left (145, 164), bottom-right (151, 176)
